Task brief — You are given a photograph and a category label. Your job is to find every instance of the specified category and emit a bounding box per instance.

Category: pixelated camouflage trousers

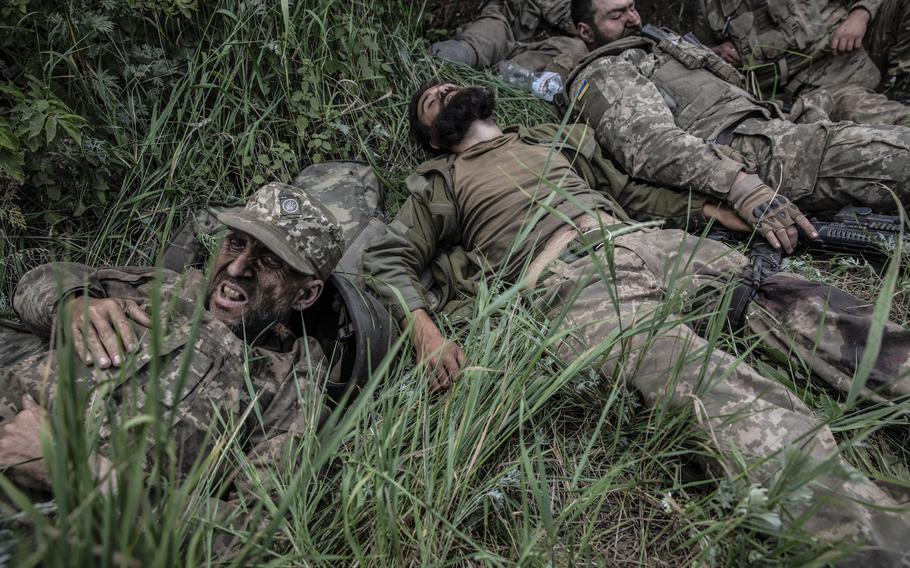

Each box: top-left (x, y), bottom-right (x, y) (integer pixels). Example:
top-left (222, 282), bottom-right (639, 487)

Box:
top-left (728, 117), bottom-right (910, 214)
top-left (533, 228), bottom-right (910, 562)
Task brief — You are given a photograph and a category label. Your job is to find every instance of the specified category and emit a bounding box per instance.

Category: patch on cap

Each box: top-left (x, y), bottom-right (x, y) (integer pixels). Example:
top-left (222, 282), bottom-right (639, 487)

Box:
top-left (280, 194), bottom-right (301, 216)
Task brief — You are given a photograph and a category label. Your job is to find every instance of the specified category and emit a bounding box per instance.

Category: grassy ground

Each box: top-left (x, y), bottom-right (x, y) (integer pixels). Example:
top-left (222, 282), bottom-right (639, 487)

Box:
top-left (0, 0), bottom-right (908, 566)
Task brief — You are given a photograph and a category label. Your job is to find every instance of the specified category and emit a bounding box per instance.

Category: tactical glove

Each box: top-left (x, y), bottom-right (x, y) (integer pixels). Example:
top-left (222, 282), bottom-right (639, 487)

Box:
top-left (729, 174), bottom-right (816, 252)
top-left (429, 39), bottom-right (477, 67)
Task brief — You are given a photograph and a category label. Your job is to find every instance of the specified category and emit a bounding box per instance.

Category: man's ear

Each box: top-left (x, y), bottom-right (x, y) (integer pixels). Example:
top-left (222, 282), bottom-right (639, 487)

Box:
top-left (576, 21), bottom-right (594, 45)
top-left (292, 278), bottom-right (324, 312)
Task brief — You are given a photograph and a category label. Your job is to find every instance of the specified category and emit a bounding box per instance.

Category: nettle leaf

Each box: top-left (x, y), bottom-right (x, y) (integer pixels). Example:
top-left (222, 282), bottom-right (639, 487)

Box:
top-left (0, 150), bottom-right (24, 181)
top-left (45, 116), bottom-right (58, 145)
top-left (28, 112), bottom-right (46, 140)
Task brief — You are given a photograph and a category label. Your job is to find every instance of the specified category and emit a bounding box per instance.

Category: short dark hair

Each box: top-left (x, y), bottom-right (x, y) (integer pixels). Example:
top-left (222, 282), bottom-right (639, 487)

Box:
top-left (408, 80), bottom-right (443, 154)
top-left (571, 0), bottom-right (595, 26)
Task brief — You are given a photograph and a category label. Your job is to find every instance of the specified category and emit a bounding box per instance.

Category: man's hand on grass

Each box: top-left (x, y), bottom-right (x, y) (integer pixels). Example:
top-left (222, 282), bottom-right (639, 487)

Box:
top-left (406, 309), bottom-right (466, 393)
top-left (66, 295), bottom-right (152, 369)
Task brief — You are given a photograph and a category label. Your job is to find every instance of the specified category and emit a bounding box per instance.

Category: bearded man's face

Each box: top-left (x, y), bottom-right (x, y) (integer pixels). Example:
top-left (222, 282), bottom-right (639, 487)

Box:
top-left (415, 83), bottom-right (496, 150)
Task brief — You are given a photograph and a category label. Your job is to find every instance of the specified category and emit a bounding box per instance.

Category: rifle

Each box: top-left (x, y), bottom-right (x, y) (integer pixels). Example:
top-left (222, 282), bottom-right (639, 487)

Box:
top-left (808, 206), bottom-right (908, 257)
top-left (708, 205), bottom-right (908, 279)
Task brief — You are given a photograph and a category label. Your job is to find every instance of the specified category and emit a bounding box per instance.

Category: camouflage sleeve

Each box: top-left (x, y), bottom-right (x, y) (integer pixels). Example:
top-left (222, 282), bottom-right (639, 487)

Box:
top-left (850, 0), bottom-right (882, 18)
top-left (362, 175), bottom-right (461, 321)
top-left (577, 126), bottom-right (711, 229)
top-left (12, 262), bottom-right (103, 335)
top-left (610, 180), bottom-right (711, 230)
top-left (571, 56), bottom-right (746, 203)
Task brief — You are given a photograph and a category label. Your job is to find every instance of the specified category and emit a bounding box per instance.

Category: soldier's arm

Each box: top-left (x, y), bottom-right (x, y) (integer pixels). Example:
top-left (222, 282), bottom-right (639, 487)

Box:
top-left (13, 262), bottom-right (103, 335)
top-left (831, 2), bottom-right (877, 55)
top-left (612, 180), bottom-right (711, 230)
top-left (574, 57), bottom-right (747, 201)
top-left (362, 176), bottom-right (464, 391)
top-left (578, 133), bottom-right (712, 229)
top-left (849, 0), bottom-right (882, 20)
top-left (362, 178), bottom-right (459, 322)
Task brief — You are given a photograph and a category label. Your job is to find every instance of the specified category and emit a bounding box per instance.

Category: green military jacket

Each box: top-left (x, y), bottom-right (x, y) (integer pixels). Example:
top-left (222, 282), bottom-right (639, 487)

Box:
top-left (1, 262), bottom-right (331, 478)
top-left (364, 123), bottom-right (710, 320)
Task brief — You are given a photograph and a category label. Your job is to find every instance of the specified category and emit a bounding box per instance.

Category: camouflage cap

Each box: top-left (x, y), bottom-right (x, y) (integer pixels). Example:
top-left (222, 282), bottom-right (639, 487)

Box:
top-left (216, 182), bottom-right (345, 280)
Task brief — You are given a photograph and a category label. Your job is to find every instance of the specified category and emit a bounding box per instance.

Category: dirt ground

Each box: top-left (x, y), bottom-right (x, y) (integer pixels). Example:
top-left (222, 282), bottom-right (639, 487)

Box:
top-left (422, 0), bottom-right (700, 36)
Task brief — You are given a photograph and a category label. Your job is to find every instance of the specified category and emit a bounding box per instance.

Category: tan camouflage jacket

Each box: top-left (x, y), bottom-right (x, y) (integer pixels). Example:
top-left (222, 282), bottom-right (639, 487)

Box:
top-left (363, 123), bottom-right (711, 320)
top-left (4, 262), bottom-right (330, 481)
top-left (568, 37), bottom-right (793, 202)
top-left (698, 0), bottom-right (883, 63)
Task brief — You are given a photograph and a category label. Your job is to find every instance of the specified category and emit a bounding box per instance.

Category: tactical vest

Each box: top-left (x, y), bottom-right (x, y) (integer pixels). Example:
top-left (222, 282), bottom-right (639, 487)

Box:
top-left (563, 28), bottom-right (780, 141)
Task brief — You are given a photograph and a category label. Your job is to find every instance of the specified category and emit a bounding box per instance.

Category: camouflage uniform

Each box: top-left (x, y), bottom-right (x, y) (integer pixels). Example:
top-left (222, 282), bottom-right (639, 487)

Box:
top-left (0, 182), bottom-right (347, 480)
top-left (429, 0), bottom-right (587, 78)
top-left (566, 35), bottom-right (910, 217)
top-left (364, 130), bottom-right (910, 561)
top-left (0, 264), bottom-right (332, 476)
top-left (697, 0), bottom-right (910, 123)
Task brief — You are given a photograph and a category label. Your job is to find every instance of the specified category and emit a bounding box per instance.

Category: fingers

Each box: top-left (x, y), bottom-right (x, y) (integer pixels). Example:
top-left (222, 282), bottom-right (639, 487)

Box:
top-left (89, 317), bottom-right (118, 368)
top-left (774, 227), bottom-right (794, 254)
top-left (764, 230), bottom-right (782, 251)
top-left (427, 343), bottom-right (466, 394)
top-left (124, 300), bottom-right (153, 329)
top-left (796, 215), bottom-right (820, 240)
top-left (70, 322), bottom-right (93, 365)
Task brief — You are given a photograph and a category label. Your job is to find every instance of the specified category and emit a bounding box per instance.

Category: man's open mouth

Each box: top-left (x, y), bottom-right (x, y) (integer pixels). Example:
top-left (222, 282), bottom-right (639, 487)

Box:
top-left (212, 281), bottom-right (248, 310)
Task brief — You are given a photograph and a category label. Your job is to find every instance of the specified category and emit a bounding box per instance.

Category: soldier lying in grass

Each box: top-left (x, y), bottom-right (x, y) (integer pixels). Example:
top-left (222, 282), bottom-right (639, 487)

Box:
top-left (697, 0), bottom-right (910, 115)
top-left (363, 81), bottom-right (910, 565)
top-left (0, 183), bottom-right (345, 492)
top-left (564, 0), bottom-right (910, 259)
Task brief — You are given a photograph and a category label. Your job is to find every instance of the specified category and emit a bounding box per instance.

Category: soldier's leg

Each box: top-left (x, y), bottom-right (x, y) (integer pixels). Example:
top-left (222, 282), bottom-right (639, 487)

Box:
top-left (744, 273), bottom-right (910, 400)
top-left (809, 121), bottom-right (910, 211)
top-left (537, 239), bottom-right (910, 561)
top-left (793, 84), bottom-right (910, 126)
top-left (430, 0), bottom-right (544, 69)
top-left (733, 119), bottom-right (910, 213)
top-left (606, 230), bottom-right (910, 400)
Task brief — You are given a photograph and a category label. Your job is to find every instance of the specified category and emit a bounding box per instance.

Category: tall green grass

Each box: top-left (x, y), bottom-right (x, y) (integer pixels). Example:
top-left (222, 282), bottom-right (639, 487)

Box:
top-left (1, 0), bottom-right (908, 566)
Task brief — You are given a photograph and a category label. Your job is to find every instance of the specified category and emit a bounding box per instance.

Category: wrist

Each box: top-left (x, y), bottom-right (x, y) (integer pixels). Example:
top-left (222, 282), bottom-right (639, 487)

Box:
top-left (728, 173), bottom-right (766, 206)
top-left (849, 7), bottom-right (872, 22)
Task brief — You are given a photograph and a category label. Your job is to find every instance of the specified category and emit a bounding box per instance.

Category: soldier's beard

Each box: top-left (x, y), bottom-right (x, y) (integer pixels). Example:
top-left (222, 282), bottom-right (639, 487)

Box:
top-left (430, 87), bottom-right (496, 149)
top-left (208, 275), bottom-right (293, 341)
top-left (227, 305), bottom-right (291, 341)
top-left (593, 24), bottom-right (640, 46)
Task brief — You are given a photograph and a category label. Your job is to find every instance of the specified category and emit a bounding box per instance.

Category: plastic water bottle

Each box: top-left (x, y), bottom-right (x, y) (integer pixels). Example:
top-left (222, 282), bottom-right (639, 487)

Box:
top-left (497, 61), bottom-right (564, 102)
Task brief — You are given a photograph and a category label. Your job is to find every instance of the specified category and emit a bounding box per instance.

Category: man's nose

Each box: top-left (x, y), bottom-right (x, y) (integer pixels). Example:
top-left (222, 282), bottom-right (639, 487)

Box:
top-left (226, 252), bottom-right (254, 278)
top-left (626, 9), bottom-right (641, 26)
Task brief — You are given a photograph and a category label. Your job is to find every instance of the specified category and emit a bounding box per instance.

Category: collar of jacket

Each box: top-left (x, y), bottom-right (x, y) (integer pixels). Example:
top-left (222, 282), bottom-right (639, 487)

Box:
top-left (413, 122), bottom-right (598, 178)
